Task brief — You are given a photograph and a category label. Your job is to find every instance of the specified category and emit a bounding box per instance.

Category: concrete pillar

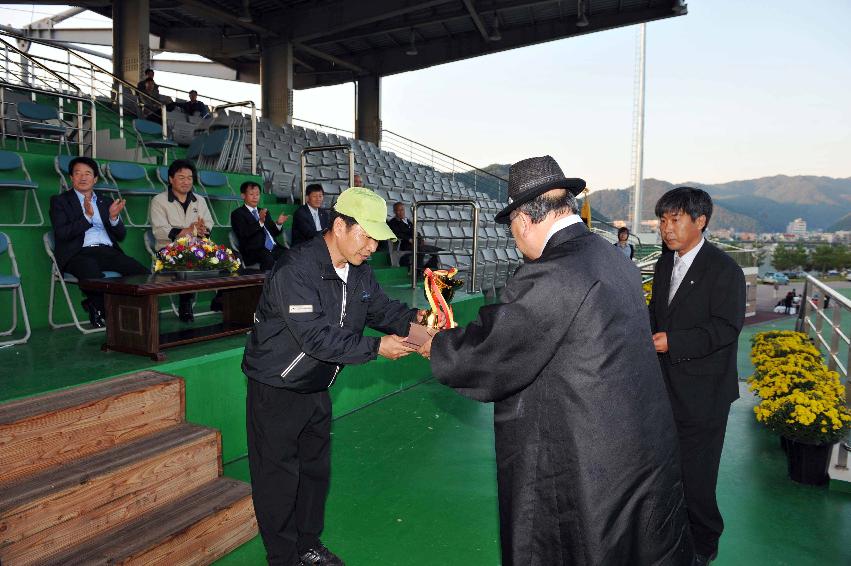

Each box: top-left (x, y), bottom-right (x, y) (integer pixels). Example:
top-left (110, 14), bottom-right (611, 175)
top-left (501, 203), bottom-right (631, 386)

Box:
top-left (261, 39), bottom-right (293, 127)
top-left (112, 0), bottom-right (150, 86)
top-left (356, 75), bottom-right (381, 145)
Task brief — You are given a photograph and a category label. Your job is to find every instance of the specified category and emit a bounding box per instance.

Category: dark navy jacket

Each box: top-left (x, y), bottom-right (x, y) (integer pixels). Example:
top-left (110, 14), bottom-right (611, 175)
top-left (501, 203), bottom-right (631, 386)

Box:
top-left (242, 235), bottom-right (418, 392)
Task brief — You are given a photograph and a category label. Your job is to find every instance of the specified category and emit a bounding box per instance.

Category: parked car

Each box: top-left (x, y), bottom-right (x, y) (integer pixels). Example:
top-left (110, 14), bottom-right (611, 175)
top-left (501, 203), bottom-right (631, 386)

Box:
top-left (761, 272), bottom-right (790, 285)
top-left (827, 269), bottom-right (840, 276)
top-left (846, 272), bottom-right (851, 282)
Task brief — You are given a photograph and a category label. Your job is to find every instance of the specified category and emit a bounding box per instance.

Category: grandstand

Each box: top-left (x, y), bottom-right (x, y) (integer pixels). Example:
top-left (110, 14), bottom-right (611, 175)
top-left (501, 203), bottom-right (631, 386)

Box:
top-left (1, 3), bottom-right (850, 566)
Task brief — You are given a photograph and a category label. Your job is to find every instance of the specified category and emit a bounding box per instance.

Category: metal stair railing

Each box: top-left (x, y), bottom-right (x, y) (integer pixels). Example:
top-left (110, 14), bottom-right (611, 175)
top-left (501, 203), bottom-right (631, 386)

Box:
top-left (0, 29), bottom-right (165, 152)
top-left (795, 275), bottom-right (851, 469)
top-left (0, 36), bottom-right (94, 156)
top-left (381, 129), bottom-right (507, 202)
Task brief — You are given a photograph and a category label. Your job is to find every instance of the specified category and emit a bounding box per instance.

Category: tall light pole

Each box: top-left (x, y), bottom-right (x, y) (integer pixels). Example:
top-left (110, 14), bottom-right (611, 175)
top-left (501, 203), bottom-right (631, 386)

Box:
top-left (630, 23), bottom-right (646, 235)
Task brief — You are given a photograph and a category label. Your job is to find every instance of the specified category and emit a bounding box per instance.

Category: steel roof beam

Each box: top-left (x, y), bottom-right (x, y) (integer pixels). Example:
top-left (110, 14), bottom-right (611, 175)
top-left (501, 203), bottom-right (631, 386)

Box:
top-left (462, 0), bottom-right (491, 42)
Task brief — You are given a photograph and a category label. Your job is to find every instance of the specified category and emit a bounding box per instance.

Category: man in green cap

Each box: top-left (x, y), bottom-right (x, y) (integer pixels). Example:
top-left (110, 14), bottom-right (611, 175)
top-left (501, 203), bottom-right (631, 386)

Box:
top-left (243, 187), bottom-right (423, 566)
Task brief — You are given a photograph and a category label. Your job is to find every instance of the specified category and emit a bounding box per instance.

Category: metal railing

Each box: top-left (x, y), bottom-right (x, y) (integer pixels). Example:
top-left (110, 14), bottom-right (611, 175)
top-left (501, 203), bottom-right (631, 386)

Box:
top-left (411, 200), bottom-right (480, 293)
top-left (381, 129), bottom-right (507, 202)
top-left (0, 29), bottom-right (165, 146)
top-left (300, 144), bottom-right (355, 203)
top-left (293, 117), bottom-right (354, 138)
top-left (795, 275), bottom-right (851, 468)
top-left (0, 80), bottom-right (93, 156)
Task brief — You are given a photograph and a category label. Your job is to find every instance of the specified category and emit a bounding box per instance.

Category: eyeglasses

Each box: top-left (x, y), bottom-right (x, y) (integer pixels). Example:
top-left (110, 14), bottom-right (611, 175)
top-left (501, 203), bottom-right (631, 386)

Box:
top-left (504, 210), bottom-right (520, 235)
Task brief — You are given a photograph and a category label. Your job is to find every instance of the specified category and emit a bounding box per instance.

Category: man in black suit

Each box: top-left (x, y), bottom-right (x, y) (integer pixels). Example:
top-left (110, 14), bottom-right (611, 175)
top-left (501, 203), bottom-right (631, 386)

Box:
top-left (291, 184), bottom-right (329, 246)
top-left (50, 156), bottom-right (149, 327)
top-left (649, 187), bottom-right (745, 566)
top-left (231, 181), bottom-right (289, 270)
top-left (386, 202), bottom-right (441, 271)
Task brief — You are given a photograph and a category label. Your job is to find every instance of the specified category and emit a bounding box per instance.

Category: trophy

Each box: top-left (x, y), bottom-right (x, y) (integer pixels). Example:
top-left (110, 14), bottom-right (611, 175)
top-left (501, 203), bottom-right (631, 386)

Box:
top-left (404, 267), bottom-right (464, 348)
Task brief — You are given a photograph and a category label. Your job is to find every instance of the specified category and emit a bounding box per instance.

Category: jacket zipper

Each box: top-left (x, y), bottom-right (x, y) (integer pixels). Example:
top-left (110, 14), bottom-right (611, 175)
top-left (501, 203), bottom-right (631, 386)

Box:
top-left (328, 281), bottom-right (347, 388)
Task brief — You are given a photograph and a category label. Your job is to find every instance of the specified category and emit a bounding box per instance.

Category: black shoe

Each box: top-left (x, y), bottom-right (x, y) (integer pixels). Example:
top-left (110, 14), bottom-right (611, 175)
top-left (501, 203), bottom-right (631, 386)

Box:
top-left (84, 300), bottom-right (105, 328)
top-left (299, 542), bottom-right (344, 566)
top-left (693, 551), bottom-right (718, 566)
top-left (178, 302), bottom-right (194, 323)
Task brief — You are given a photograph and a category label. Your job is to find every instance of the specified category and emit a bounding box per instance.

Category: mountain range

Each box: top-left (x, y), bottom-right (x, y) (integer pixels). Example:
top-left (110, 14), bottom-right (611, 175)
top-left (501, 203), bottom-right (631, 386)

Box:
top-left (471, 167), bottom-right (851, 233)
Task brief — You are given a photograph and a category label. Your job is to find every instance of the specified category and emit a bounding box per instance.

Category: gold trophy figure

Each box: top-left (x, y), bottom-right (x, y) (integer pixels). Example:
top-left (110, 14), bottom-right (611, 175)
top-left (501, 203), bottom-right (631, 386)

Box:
top-left (404, 267), bottom-right (464, 347)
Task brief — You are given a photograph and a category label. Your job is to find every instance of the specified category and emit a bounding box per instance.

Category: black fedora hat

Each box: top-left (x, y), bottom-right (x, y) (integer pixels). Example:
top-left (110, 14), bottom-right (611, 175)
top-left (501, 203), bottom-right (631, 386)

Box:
top-left (495, 156), bottom-right (585, 224)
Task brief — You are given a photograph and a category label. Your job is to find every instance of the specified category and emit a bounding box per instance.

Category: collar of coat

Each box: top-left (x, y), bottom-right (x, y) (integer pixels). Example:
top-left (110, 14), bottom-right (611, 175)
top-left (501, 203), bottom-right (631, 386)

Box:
top-left (167, 188), bottom-right (198, 203)
top-left (530, 221), bottom-right (589, 262)
top-left (658, 240), bottom-right (716, 312)
top-left (305, 234), bottom-right (367, 288)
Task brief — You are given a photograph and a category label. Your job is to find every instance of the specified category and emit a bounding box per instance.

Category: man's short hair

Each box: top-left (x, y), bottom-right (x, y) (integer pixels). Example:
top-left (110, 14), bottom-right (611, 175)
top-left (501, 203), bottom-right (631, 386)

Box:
top-left (68, 156), bottom-right (100, 178)
top-left (393, 202), bottom-right (404, 210)
top-left (518, 189), bottom-right (577, 224)
top-left (618, 227), bottom-right (630, 236)
top-left (240, 180), bottom-right (262, 194)
top-left (167, 159), bottom-right (197, 184)
top-left (654, 187), bottom-right (713, 232)
top-left (306, 183), bottom-right (324, 196)
top-left (144, 68), bottom-right (154, 75)
top-left (189, 90), bottom-right (198, 96)
top-left (327, 209), bottom-right (357, 230)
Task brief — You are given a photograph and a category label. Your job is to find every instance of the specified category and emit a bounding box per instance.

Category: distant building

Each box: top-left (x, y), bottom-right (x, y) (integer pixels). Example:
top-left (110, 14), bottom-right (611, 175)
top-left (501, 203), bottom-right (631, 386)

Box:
top-left (738, 232), bottom-right (757, 242)
top-left (786, 218), bottom-right (807, 237)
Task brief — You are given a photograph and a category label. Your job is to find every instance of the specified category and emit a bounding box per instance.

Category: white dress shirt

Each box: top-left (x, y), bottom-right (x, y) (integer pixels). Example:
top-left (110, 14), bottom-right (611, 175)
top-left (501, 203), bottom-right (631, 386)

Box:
top-left (308, 205), bottom-right (322, 231)
top-left (669, 237), bottom-right (705, 304)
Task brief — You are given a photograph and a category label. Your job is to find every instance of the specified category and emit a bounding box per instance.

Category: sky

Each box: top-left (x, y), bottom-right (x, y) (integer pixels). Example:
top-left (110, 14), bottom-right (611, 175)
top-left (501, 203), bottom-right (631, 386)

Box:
top-left (1, 1), bottom-right (850, 192)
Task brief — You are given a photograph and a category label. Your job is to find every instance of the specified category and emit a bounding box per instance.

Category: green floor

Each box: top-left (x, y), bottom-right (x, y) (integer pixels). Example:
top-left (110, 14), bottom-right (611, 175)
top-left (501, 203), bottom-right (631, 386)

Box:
top-left (215, 315), bottom-right (851, 566)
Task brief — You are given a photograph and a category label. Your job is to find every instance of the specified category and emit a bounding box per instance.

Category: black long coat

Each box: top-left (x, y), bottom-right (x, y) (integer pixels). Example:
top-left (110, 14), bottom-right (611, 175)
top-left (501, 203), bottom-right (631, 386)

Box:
top-left (431, 223), bottom-right (693, 566)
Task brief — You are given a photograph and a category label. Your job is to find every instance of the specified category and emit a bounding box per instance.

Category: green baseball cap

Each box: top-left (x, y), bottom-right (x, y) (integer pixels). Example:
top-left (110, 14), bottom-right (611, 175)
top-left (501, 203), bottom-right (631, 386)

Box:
top-left (333, 187), bottom-right (397, 241)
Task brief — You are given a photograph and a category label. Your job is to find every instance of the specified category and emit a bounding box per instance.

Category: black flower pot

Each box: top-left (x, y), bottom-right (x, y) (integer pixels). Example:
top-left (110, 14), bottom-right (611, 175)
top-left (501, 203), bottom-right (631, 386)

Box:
top-left (785, 438), bottom-right (833, 486)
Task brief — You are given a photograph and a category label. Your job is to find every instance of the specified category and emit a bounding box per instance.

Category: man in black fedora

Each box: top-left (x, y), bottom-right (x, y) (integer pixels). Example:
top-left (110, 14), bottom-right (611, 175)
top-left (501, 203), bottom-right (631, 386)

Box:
top-left (420, 156), bottom-right (693, 565)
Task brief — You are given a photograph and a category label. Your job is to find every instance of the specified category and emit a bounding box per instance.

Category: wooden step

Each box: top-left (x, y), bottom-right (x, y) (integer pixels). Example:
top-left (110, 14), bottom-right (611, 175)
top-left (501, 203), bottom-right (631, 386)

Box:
top-left (40, 478), bottom-right (257, 566)
top-left (0, 424), bottom-right (220, 565)
top-left (0, 371), bottom-right (184, 485)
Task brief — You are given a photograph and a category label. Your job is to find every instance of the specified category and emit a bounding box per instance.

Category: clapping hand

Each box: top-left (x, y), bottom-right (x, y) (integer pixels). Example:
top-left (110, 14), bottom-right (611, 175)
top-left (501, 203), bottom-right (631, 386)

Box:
top-left (83, 194), bottom-right (95, 218)
top-left (277, 211), bottom-right (289, 225)
top-left (194, 217), bottom-right (209, 236)
top-left (258, 208), bottom-right (268, 224)
top-left (108, 198), bottom-right (126, 221)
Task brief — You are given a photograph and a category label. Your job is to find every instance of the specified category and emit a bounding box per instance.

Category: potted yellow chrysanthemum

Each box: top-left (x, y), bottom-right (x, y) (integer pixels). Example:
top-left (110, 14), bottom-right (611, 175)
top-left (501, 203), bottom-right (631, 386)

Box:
top-left (749, 331), bottom-right (851, 485)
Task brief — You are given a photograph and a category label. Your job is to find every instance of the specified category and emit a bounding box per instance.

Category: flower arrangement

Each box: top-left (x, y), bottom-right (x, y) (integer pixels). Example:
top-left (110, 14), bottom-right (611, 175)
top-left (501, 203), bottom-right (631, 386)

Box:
top-left (642, 278), bottom-right (653, 306)
top-left (153, 235), bottom-right (240, 273)
top-left (748, 330), bottom-right (851, 445)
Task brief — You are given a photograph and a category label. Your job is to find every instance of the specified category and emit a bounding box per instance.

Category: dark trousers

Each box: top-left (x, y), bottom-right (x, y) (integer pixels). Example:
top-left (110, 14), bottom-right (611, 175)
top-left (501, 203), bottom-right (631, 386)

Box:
top-left (246, 379), bottom-right (331, 566)
top-left (675, 411), bottom-right (729, 557)
top-left (63, 245), bottom-right (149, 309)
top-left (246, 245), bottom-right (287, 271)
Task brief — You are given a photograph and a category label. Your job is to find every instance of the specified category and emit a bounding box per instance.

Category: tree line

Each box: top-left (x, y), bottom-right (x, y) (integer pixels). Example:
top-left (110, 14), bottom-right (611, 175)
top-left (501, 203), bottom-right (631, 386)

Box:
top-left (772, 243), bottom-right (851, 272)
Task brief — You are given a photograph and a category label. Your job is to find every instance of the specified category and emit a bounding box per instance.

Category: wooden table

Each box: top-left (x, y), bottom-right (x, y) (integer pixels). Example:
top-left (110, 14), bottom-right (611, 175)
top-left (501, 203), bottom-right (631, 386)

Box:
top-left (80, 272), bottom-right (266, 360)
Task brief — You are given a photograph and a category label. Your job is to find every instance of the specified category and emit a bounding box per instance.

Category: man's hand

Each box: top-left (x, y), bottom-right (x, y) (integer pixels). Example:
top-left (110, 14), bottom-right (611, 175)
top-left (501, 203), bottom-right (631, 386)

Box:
top-left (378, 335), bottom-right (416, 360)
top-left (108, 198), bottom-right (126, 221)
top-left (416, 309), bottom-right (429, 324)
top-left (652, 332), bottom-right (668, 353)
top-left (258, 208), bottom-right (268, 224)
top-left (193, 217), bottom-right (209, 236)
top-left (277, 212), bottom-right (289, 225)
top-left (83, 194), bottom-right (94, 218)
top-left (418, 334), bottom-right (434, 359)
